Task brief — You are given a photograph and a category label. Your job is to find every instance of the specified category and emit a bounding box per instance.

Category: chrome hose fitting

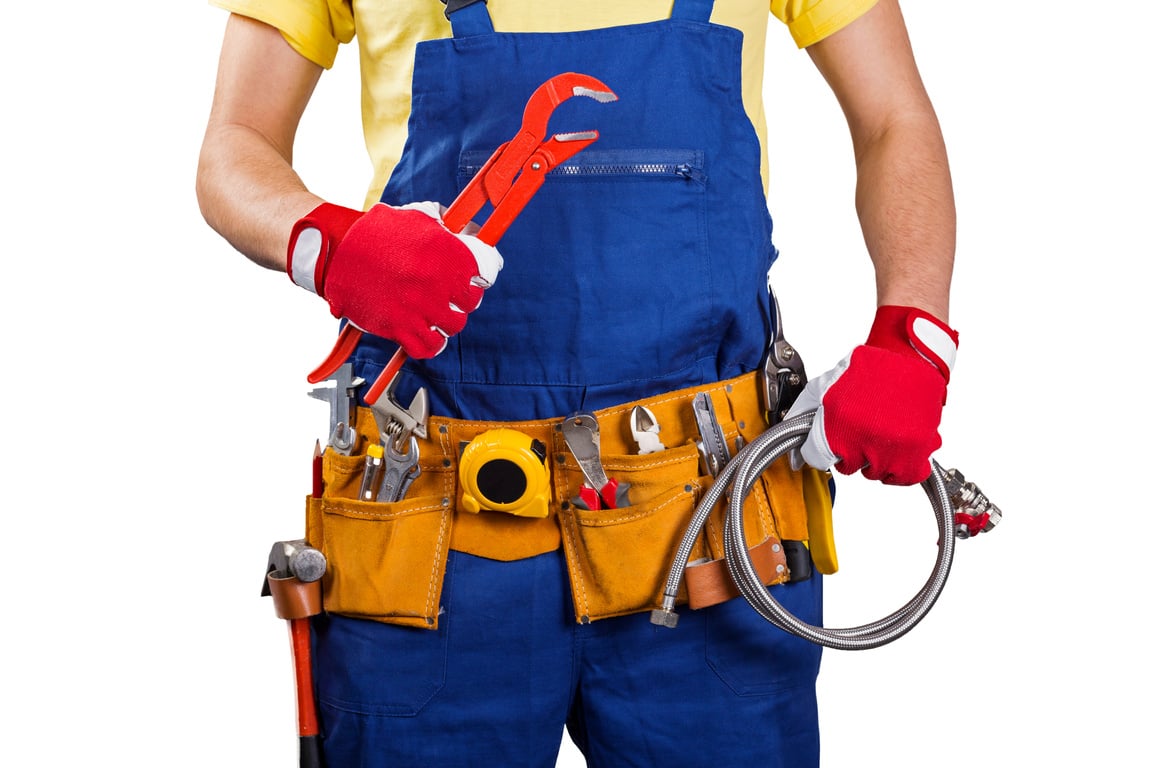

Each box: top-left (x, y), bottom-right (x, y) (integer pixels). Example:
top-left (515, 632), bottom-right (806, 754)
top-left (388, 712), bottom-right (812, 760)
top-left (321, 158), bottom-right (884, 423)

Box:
top-left (943, 468), bottom-right (1002, 539)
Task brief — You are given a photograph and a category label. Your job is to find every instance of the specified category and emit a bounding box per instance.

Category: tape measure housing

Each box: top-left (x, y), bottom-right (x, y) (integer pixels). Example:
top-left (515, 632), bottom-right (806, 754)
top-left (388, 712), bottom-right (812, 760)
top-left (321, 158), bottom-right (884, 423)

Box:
top-left (459, 428), bottom-right (551, 517)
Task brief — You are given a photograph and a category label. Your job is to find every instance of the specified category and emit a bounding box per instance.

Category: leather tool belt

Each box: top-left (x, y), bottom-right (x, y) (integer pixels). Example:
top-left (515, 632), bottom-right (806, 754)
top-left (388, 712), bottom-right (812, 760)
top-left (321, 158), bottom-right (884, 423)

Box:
top-left (305, 371), bottom-right (827, 629)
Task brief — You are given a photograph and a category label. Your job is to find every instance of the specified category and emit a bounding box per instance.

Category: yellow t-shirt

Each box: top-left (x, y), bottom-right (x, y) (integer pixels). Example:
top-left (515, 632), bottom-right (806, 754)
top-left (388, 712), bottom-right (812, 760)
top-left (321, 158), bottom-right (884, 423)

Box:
top-left (210, 0), bottom-right (877, 207)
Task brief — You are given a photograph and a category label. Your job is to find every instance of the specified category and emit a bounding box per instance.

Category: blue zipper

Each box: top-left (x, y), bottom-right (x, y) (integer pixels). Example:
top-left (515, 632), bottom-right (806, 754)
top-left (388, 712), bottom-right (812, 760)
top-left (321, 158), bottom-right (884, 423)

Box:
top-left (460, 149), bottom-right (706, 183)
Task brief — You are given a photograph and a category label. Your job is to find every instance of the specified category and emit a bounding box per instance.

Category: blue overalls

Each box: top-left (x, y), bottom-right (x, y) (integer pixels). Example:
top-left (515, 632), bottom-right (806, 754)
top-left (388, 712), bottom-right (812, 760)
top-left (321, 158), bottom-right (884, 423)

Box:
top-left (314, 1), bottom-right (824, 764)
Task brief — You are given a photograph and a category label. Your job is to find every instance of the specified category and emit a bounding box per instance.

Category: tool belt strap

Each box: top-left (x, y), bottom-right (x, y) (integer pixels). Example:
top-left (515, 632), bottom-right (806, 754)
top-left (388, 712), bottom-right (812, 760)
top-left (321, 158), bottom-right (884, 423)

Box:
top-left (312, 370), bottom-right (810, 628)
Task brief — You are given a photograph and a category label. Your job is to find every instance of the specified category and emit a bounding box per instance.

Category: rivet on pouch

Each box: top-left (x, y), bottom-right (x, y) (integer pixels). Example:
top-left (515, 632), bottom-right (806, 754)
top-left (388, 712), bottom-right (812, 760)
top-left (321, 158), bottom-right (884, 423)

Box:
top-left (439, 424), bottom-right (448, 434)
top-left (776, 564), bottom-right (785, 574)
top-left (772, 543), bottom-right (781, 553)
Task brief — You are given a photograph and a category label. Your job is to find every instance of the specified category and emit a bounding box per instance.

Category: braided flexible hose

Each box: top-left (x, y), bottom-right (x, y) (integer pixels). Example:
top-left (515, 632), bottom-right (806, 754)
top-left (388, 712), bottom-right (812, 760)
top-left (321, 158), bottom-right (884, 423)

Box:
top-left (652, 411), bottom-right (956, 650)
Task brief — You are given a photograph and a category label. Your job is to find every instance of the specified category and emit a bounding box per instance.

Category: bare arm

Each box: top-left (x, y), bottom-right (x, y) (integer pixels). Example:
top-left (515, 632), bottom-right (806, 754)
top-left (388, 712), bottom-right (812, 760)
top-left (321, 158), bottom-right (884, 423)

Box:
top-left (196, 14), bottom-right (327, 272)
top-left (807, 0), bottom-right (955, 322)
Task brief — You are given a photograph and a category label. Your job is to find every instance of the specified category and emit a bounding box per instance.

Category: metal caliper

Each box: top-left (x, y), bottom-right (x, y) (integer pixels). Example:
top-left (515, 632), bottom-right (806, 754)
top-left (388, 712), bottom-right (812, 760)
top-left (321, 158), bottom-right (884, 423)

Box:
top-left (308, 363), bottom-right (365, 455)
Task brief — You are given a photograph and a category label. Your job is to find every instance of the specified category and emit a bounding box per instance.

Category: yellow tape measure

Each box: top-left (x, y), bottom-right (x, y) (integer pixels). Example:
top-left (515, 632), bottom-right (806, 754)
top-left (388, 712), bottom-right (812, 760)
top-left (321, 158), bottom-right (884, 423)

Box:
top-left (459, 428), bottom-right (551, 518)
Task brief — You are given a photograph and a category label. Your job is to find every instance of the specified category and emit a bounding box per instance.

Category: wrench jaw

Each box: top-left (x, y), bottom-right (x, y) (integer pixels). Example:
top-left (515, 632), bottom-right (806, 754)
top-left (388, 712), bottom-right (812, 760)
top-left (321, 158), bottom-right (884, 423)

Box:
top-left (521, 73), bottom-right (617, 139)
top-left (370, 375), bottom-right (429, 450)
top-left (454, 78), bottom-right (615, 242)
top-left (362, 372), bottom-right (429, 503)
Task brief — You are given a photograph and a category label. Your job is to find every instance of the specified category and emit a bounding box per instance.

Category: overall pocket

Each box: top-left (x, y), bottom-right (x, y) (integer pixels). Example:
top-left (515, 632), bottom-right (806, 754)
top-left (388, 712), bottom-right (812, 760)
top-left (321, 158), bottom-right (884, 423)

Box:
top-left (307, 448), bottom-right (456, 629)
top-left (454, 147), bottom-right (712, 388)
top-left (556, 442), bottom-right (709, 622)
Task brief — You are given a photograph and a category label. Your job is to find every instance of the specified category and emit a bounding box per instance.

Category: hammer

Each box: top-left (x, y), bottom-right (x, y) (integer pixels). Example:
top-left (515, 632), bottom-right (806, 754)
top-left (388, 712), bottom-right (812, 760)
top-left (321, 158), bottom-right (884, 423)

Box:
top-left (262, 540), bottom-right (327, 768)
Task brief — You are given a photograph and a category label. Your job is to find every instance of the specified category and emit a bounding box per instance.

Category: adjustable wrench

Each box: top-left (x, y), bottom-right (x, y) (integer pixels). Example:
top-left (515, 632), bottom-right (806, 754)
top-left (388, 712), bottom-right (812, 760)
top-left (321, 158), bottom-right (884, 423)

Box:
top-left (364, 373), bottom-right (428, 503)
top-left (307, 72), bottom-right (617, 405)
top-left (375, 436), bottom-right (421, 503)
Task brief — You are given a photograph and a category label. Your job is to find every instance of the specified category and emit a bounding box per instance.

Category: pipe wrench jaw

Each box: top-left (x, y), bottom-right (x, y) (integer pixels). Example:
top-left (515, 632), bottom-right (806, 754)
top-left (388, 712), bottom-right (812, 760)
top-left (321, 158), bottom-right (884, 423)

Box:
top-left (445, 72), bottom-right (617, 237)
top-left (520, 73), bottom-right (617, 138)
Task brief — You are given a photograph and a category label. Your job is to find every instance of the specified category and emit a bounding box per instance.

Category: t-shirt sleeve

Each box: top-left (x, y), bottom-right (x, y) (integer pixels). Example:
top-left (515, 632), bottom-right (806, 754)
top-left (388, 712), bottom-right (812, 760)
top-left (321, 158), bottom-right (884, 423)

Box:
top-left (208, 0), bottom-right (355, 69)
top-left (770, 0), bottom-right (880, 48)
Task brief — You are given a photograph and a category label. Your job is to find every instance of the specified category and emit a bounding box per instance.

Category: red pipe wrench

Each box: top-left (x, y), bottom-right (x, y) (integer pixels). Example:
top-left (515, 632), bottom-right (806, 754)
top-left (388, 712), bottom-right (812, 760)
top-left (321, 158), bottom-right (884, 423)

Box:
top-left (307, 72), bottom-right (618, 405)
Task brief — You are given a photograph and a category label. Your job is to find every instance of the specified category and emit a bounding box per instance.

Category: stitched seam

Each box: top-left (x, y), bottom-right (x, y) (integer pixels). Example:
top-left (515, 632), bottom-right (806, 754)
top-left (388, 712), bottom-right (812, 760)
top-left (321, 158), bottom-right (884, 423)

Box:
top-left (594, 382), bottom-right (730, 421)
top-left (554, 428), bottom-right (589, 618)
top-left (424, 433), bottom-right (455, 622)
top-left (326, 501), bottom-right (444, 520)
top-left (559, 511), bottom-right (589, 618)
top-left (599, 453), bottom-right (695, 471)
top-left (425, 493), bottom-right (450, 622)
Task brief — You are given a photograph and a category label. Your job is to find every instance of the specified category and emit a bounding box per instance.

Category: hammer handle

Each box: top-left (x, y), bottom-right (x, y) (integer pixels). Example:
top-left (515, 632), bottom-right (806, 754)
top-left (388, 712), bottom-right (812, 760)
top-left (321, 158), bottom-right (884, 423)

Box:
top-left (289, 617), bottom-right (324, 767)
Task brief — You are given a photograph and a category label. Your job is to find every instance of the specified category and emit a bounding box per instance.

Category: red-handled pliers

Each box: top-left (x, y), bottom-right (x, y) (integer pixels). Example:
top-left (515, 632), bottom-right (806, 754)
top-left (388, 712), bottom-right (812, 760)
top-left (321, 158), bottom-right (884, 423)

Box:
top-left (307, 72), bottom-right (618, 405)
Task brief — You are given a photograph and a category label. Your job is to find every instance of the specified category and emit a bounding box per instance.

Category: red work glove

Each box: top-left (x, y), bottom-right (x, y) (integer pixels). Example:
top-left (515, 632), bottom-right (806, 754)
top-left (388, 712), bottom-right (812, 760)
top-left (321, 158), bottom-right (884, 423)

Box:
top-left (788, 306), bottom-right (959, 485)
top-left (287, 201), bottom-right (503, 358)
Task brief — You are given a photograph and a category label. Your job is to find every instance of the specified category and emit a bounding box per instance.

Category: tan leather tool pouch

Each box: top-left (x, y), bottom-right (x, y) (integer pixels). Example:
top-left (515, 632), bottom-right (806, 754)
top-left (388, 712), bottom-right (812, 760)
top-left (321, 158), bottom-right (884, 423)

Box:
top-left (555, 374), bottom-right (814, 623)
top-left (557, 441), bottom-right (706, 622)
top-left (305, 447), bottom-right (455, 630)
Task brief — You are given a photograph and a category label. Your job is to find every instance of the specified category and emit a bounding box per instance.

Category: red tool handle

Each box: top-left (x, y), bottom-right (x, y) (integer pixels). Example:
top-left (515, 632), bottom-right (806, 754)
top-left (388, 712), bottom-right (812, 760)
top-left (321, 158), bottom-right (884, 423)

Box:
top-left (305, 153), bottom-right (504, 401)
top-left (289, 617), bottom-right (324, 767)
top-left (308, 145), bottom-right (522, 404)
top-left (307, 73), bottom-right (613, 402)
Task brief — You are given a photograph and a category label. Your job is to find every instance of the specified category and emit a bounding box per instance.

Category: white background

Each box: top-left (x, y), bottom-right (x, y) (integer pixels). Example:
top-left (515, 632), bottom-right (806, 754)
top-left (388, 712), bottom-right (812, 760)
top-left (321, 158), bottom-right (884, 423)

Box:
top-left (3, 1), bottom-right (1148, 765)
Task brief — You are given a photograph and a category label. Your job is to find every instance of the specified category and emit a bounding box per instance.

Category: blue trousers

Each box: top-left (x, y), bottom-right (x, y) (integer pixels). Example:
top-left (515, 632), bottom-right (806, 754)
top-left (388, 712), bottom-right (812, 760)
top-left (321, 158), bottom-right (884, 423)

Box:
top-left (313, 550), bottom-right (823, 767)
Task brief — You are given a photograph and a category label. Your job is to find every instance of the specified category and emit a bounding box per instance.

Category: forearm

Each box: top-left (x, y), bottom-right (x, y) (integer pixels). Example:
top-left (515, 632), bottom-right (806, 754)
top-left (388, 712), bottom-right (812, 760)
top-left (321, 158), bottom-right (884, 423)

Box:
top-left (196, 13), bottom-right (328, 272)
top-left (854, 112), bottom-right (955, 323)
top-left (197, 123), bottom-right (323, 272)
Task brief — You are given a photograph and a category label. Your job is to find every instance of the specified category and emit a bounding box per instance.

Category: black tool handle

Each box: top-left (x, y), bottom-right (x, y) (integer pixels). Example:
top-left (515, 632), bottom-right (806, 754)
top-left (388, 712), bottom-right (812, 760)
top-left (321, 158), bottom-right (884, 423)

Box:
top-left (300, 735), bottom-right (325, 768)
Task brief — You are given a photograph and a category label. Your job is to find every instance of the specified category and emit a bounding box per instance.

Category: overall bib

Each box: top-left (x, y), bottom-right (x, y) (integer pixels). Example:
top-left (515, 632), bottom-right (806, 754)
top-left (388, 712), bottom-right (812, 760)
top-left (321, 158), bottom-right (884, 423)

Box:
top-left (312, 2), bottom-right (824, 765)
top-left (350, 0), bottom-right (776, 421)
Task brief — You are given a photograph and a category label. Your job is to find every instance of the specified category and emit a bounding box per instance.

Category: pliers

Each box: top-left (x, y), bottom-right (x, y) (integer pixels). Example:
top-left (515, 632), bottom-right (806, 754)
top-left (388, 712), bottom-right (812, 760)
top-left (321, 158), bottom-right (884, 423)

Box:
top-left (308, 72), bottom-right (618, 405)
top-left (761, 285), bottom-right (807, 424)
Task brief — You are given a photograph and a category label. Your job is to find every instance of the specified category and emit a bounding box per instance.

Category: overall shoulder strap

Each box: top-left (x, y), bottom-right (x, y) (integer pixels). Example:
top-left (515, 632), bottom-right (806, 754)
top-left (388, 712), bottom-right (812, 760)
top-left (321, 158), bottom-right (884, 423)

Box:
top-left (442, 0), bottom-right (494, 37)
top-left (669, 0), bottom-right (715, 23)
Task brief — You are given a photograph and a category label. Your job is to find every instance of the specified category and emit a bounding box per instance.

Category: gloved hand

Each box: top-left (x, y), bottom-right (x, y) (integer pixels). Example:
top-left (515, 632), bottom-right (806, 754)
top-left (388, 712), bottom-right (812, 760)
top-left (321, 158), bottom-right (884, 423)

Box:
top-left (287, 201), bottom-right (503, 358)
top-left (788, 305), bottom-right (959, 485)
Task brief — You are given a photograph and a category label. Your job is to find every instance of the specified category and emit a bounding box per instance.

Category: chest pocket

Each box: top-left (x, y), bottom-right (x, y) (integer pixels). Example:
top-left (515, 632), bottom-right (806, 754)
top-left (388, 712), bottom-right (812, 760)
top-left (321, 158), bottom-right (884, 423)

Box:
top-left (454, 147), bottom-right (715, 388)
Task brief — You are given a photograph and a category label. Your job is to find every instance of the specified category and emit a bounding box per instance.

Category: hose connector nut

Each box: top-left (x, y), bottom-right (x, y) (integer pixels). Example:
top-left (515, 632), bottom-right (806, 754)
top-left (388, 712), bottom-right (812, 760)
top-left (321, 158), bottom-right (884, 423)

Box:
top-left (943, 468), bottom-right (1002, 539)
top-left (649, 608), bottom-right (679, 628)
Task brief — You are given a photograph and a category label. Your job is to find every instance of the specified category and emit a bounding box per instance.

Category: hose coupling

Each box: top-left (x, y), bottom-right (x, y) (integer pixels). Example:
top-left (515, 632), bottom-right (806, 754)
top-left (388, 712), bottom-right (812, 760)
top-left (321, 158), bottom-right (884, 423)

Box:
top-left (649, 599), bottom-right (680, 628)
top-left (943, 468), bottom-right (1002, 539)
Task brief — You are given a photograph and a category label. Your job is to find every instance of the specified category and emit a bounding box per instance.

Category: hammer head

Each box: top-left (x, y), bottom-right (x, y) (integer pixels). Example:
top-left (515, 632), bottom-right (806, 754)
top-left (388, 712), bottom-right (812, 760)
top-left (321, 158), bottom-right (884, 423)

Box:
top-left (261, 538), bottom-right (327, 596)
